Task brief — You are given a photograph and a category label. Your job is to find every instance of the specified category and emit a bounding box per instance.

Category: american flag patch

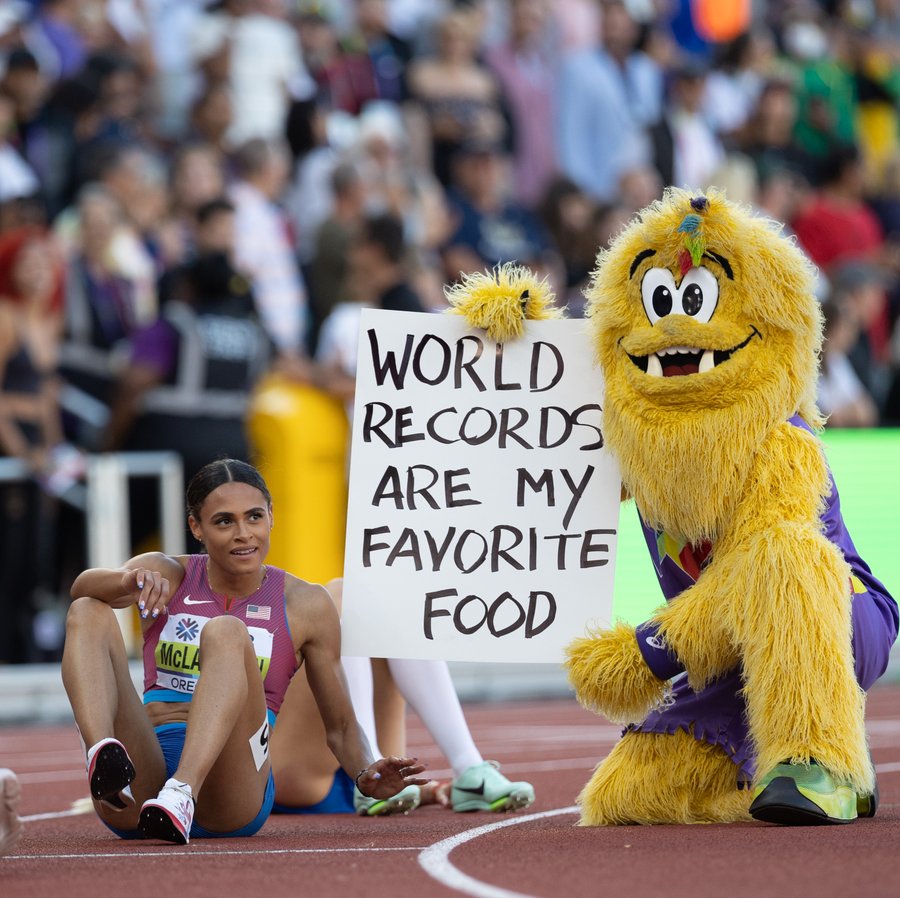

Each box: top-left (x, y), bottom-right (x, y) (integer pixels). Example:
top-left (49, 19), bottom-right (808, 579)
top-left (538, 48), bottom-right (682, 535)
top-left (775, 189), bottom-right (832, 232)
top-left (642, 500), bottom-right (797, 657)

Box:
top-left (246, 604), bottom-right (271, 621)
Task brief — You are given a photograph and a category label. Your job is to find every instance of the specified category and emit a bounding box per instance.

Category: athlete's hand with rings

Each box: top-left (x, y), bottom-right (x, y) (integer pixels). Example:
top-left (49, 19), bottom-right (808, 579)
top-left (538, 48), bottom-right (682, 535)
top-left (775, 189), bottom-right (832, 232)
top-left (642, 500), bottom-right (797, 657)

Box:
top-left (356, 756), bottom-right (428, 799)
top-left (124, 568), bottom-right (171, 620)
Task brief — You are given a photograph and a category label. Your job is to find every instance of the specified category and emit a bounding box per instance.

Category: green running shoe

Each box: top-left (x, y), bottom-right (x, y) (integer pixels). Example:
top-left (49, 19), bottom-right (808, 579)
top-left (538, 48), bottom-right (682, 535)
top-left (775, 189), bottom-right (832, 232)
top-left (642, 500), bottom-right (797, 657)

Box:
top-left (354, 784), bottom-right (420, 816)
top-left (451, 761), bottom-right (535, 813)
top-left (749, 760), bottom-right (857, 825)
top-left (857, 776), bottom-right (879, 818)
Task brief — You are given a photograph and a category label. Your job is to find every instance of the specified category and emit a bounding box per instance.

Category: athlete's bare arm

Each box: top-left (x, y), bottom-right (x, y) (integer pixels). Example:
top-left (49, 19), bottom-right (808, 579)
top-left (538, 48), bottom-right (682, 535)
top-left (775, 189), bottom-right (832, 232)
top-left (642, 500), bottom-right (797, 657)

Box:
top-left (70, 552), bottom-right (187, 615)
top-left (284, 575), bottom-right (427, 799)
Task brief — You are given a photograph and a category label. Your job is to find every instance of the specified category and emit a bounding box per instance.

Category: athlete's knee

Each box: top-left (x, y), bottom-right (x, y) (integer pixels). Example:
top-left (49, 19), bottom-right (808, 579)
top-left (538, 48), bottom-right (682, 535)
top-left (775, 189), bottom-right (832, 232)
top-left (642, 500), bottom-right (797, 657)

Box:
top-left (66, 596), bottom-right (118, 633)
top-left (199, 614), bottom-right (252, 650)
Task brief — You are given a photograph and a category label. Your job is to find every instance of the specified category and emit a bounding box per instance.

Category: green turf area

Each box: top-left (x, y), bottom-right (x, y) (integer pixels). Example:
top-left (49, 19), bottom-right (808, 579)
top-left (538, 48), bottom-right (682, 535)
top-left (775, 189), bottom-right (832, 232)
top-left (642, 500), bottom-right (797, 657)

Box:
top-left (611, 428), bottom-right (900, 625)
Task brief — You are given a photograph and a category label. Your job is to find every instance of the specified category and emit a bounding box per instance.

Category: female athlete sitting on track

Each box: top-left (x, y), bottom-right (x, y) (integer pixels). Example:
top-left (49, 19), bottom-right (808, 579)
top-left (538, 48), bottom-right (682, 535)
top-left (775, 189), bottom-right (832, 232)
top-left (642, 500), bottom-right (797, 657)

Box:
top-left (271, 585), bottom-right (536, 816)
top-left (61, 458), bottom-right (426, 845)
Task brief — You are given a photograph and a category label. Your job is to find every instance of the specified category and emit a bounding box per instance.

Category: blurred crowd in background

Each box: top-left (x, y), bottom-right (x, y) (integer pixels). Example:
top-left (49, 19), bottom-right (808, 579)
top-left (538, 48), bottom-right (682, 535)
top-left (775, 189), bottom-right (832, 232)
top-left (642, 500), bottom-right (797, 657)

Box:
top-left (3, 0), bottom-right (900, 663)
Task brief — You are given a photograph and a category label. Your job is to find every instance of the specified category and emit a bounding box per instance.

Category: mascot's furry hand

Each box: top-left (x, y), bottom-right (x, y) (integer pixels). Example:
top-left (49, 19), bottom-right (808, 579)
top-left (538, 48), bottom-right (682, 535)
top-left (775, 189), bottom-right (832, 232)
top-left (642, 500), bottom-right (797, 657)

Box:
top-left (445, 263), bottom-right (562, 341)
top-left (566, 622), bottom-right (670, 723)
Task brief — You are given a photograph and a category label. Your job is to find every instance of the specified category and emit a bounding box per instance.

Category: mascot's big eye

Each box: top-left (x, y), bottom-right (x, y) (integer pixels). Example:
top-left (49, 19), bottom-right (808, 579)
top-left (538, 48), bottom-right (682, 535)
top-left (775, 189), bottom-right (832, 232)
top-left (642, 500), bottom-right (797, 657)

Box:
top-left (677, 267), bottom-right (719, 322)
top-left (641, 268), bottom-right (677, 323)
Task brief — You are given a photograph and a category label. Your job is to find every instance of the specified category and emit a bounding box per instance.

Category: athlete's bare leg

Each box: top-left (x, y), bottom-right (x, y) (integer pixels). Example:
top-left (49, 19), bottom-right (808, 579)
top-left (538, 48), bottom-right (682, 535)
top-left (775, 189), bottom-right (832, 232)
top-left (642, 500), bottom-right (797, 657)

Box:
top-left (61, 597), bottom-right (167, 829)
top-left (172, 616), bottom-right (271, 830)
top-left (270, 664), bottom-right (345, 807)
top-left (373, 658), bottom-right (406, 757)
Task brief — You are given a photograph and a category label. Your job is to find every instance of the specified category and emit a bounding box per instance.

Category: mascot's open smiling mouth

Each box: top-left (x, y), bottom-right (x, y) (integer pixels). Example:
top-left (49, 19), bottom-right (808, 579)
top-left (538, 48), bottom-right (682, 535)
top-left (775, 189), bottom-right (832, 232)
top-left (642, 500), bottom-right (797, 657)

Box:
top-left (626, 327), bottom-right (762, 377)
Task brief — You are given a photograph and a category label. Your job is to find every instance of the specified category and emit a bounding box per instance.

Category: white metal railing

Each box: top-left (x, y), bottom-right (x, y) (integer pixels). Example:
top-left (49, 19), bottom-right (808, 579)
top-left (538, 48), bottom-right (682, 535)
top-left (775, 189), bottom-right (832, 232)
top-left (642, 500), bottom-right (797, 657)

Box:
top-left (0, 451), bottom-right (185, 654)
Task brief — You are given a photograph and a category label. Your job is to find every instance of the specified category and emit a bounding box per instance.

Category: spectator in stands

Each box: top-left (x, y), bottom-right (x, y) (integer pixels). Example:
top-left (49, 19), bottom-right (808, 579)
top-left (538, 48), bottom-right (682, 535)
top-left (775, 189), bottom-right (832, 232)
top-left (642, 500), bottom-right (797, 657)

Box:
top-left (105, 197), bottom-right (272, 488)
top-left (352, 0), bottom-right (413, 104)
top-left (353, 101), bottom-right (450, 257)
top-left (30, 0), bottom-right (88, 82)
top-left (0, 47), bottom-right (48, 173)
top-left (230, 137), bottom-right (310, 362)
top-left (441, 138), bottom-right (553, 282)
top-left (307, 161), bottom-right (366, 352)
top-left (162, 142), bottom-right (228, 265)
top-left (818, 295), bottom-right (879, 427)
top-left (191, 0), bottom-right (311, 147)
top-left (72, 51), bottom-right (149, 151)
top-left (830, 259), bottom-right (893, 412)
top-left (0, 226), bottom-right (73, 663)
top-left (0, 89), bottom-right (41, 209)
top-left (316, 212), bottom-right (426, 405)
top-left (407, 7), bottom-right (506, 187)
top-left (485, 0), bottom-right (558, 207)
top-left (739, 75), bottom-right (818, 187)
top-left (58, 185), bottom-right (146, 438)
top-left (791, 143), bottom-right (885, 272)
top-left (703, 28), bottom-right (777, 140)
top-left (785, 15), bottom-right (857, 163)
top-left (537, 176), bottom-right (597, 312)
top-left (284, 96), bottom-right (339, 268)
top-left (294, 5), bottom-right (379, 116)
top-left (188, 80), bottom-right (234, 155)
top-left (648, 59), bottom-right (724, 191)
top-left (556, 0), bottom-right (661, 202)
top-left (61, 142), bottom-right (166, 325)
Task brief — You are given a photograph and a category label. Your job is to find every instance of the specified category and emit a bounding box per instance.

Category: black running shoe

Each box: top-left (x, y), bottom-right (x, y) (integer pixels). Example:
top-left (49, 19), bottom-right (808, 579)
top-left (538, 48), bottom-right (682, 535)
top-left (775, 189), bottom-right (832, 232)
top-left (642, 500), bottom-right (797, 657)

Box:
top-left (88, 738), bottom-right (136, 811)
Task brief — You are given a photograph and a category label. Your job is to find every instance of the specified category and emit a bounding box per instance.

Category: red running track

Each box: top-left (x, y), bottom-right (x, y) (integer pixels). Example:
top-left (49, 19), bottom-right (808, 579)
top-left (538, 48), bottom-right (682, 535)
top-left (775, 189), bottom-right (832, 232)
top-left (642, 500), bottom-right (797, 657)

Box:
top-left (2, 684), bottom-right (899, 898)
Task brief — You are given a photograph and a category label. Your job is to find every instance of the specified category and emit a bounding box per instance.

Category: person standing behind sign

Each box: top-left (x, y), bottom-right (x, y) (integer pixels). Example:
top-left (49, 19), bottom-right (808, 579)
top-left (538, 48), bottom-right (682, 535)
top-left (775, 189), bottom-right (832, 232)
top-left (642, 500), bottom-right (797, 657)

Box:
top-left (61, 458), bottom-right (426, 844)
top-left (278, 217), bottom-right (535, 814)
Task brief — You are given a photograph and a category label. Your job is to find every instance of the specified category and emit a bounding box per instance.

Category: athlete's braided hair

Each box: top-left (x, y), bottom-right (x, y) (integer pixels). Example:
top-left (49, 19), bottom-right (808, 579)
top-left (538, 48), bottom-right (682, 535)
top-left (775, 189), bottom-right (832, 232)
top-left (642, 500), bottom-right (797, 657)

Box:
top-left (186, 459), bottom-right (272, 519)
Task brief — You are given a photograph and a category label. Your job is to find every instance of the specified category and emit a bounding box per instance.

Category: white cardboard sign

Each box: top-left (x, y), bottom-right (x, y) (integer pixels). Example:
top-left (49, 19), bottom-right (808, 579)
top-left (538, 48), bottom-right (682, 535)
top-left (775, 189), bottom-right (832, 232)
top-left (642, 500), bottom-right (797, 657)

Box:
top-left (340, 310), bottom-right (621, 663)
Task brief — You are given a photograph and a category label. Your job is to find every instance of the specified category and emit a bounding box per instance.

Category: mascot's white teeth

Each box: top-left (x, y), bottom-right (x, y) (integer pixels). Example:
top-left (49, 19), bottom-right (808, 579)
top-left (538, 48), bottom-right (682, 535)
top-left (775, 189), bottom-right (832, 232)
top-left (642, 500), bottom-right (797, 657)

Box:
top-left (629, 329), bottom-right (761, 378)
top-left (657, 346), bottom-right (699, 356)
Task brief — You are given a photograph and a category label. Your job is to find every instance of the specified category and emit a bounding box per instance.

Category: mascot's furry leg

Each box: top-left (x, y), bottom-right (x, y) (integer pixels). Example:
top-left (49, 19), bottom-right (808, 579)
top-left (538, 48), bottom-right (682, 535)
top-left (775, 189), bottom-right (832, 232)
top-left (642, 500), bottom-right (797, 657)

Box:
top-left (567, 622), bottom-right (751, 825)
top-left (738, 524), bottom-right (873, 823)
top-left (579, 729), bottom-right (751, 826)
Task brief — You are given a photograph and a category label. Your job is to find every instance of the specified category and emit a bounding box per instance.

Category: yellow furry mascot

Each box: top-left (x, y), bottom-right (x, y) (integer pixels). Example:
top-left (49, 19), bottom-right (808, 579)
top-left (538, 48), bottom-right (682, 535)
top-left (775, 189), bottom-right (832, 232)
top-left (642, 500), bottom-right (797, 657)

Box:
top-left (453, 193), bottom-right (897, 826)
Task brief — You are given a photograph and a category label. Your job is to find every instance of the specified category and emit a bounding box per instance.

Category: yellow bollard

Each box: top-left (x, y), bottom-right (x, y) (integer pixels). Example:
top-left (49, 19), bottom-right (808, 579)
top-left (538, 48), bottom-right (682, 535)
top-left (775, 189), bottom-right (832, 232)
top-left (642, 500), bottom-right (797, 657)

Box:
top-left (247, 375), bottom-right (350, 584)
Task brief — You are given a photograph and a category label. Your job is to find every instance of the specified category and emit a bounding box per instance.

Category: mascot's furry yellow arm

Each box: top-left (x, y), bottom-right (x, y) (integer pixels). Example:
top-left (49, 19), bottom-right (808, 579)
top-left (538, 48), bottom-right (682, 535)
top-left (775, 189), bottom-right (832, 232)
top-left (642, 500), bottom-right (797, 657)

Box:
top-left (453, 190), bottom-right (897, 826)
top-left (445, 263), bottom-right (562, 342)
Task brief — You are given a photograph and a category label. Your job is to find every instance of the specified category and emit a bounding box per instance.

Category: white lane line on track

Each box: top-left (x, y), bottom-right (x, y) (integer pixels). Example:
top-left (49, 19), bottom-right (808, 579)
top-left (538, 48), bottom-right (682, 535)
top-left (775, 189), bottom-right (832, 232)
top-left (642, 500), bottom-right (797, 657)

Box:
top-left (1, 846), bottom-right (424, 861)
top-left (419, 806), bottom-right (579, 898)
top-left (16, 770), bottom-right (85, 784)
top-left (21, 808), bottom-right (89, 822)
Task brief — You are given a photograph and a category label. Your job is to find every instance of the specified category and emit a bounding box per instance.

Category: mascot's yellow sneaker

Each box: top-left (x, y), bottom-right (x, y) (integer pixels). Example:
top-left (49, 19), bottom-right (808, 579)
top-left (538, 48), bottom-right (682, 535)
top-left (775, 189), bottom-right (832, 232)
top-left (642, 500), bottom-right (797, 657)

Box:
top-left (857, 775), bottom-right (879, 818)
top-left (749, 760), bottom-right (858, 825)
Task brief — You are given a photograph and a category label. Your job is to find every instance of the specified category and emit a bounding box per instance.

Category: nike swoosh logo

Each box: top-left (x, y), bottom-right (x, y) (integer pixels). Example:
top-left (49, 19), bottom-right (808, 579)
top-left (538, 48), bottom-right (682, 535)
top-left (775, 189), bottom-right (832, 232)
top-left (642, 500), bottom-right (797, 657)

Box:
top-left (183, 595), bottom-right (213, 606)
top-left (455, 781), bottom-right (485, 796)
